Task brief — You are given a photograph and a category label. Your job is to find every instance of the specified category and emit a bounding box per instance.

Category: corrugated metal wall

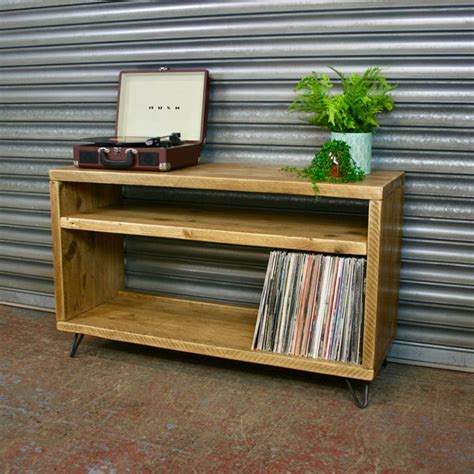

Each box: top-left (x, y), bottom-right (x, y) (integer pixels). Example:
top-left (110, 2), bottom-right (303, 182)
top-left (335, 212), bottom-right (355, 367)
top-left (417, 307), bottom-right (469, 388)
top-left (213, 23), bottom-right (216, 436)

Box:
top-left (1, 0), bottom-right (472, 370)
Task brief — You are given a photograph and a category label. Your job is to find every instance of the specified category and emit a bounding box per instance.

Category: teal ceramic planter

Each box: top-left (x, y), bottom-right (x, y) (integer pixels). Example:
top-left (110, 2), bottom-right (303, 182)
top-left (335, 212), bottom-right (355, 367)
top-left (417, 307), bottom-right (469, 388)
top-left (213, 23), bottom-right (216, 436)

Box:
top-left (330, 132), bottom-right (373, 175)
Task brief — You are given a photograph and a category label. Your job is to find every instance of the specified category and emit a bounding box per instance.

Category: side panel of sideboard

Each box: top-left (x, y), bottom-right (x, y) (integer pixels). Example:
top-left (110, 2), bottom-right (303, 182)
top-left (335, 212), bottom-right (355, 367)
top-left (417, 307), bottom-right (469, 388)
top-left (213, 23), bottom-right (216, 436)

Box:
top-left (50, 181), bottom-right (124, 321)
top-left (363, 186), bottom-right (404, 375)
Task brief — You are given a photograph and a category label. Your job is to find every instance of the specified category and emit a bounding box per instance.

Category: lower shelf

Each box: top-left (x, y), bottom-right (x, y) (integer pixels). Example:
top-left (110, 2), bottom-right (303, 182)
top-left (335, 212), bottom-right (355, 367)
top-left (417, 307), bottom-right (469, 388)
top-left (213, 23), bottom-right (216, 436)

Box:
top-left (57, 291), bottom-right (374, 381)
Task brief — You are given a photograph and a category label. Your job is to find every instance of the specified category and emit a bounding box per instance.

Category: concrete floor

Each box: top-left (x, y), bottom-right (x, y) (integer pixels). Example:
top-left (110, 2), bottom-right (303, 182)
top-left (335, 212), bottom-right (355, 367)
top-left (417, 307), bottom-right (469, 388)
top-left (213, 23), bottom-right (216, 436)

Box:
top-left (0, 304), bottom-right (472, 473)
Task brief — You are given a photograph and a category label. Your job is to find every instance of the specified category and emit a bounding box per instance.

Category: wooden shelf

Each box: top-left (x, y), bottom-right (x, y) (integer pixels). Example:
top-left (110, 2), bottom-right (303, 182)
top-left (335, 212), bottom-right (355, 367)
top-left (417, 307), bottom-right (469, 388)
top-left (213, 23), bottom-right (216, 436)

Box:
top-left (61, 202), bottom-right (368, 255)
top-left (57, 291), bottom-right (373, 380)
top-left (50, 163), bottom-right (404, 201)
top-left (49, 162), bottom-right (404, 387)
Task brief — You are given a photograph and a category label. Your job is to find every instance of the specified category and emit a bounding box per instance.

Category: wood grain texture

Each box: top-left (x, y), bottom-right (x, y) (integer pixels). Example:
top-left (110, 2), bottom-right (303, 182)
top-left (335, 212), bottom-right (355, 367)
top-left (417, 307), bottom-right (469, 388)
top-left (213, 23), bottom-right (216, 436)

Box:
top-left (362, 185), bottom-right (404, 373)
top-left (49, 164), bottom-right (404, 200)
top-left (61, 202), bottom-right (368, 255)
top-left (57, 291), bottom-right (373, 380)
top-left (50, 181), bottom-right (124, 321)
top-left (373, 185), bottom-right (405, 373)
top-left (362, 199), bottom-right (382, 371)
top-left (50, 181), bottom-right (65, 318)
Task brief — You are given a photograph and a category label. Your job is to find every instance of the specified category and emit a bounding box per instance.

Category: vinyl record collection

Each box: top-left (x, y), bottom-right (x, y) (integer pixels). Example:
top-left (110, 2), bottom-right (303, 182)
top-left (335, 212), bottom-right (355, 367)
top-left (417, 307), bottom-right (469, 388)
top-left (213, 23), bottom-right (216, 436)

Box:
top-left (252, 251), bottom-right (366, 364)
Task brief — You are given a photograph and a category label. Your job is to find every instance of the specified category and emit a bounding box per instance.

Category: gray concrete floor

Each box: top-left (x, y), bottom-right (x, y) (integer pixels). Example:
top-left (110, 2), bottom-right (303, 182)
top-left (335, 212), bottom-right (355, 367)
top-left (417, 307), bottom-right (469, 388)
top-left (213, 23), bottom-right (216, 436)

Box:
top-left (1, 304), bottom-right (473, 473)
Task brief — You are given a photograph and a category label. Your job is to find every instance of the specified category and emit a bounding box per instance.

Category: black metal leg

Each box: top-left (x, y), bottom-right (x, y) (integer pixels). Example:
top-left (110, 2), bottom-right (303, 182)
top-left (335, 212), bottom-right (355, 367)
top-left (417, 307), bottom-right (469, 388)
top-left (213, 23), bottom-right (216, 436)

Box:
top-left (345, 379), bottom-right (370, 409)
top-left (382, 358), bottom-right (388, 367)
top-left (69, 333), bottom-right (84, 358)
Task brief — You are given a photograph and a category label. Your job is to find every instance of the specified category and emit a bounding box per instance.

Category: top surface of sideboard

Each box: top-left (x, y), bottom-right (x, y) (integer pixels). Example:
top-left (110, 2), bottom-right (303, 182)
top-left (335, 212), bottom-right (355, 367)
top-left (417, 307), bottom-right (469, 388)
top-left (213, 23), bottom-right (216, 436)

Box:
top-left (49, 163), bottom-right (404, 201)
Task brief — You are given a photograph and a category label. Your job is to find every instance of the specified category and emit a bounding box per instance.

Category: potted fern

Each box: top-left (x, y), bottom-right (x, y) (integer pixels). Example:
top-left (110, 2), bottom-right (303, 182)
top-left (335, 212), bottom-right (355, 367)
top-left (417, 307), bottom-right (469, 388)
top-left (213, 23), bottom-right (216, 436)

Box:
top-left (289, 67), bottom-right (396, 174)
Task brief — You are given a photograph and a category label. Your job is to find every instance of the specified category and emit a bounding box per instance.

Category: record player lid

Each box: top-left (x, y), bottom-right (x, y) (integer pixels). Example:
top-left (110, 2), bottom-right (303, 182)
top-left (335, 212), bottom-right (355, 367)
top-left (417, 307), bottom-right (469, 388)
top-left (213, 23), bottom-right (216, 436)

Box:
top-left (116, 70), bottom-right (208, 143)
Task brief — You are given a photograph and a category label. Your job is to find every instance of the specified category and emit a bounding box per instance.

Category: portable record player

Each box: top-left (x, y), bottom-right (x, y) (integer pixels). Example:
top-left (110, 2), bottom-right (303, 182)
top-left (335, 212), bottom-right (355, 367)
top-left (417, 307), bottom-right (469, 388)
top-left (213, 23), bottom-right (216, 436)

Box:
top-left (73, 68), bottom-right (209, 171)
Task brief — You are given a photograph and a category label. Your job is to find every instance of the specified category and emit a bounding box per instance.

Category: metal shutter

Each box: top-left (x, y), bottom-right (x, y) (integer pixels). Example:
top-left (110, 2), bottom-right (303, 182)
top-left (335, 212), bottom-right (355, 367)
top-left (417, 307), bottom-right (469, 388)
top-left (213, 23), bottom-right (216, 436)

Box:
top-left (0, 0), bottom-right (472, 370)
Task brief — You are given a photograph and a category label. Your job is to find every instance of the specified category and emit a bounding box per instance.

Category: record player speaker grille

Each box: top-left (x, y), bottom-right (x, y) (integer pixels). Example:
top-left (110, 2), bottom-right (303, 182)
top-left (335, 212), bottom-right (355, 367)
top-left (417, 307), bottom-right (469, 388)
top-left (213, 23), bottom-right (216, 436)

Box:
top-left (138, 152), bottom-right (159, 167)
top-left (79, 150), bottom-right (98, 164)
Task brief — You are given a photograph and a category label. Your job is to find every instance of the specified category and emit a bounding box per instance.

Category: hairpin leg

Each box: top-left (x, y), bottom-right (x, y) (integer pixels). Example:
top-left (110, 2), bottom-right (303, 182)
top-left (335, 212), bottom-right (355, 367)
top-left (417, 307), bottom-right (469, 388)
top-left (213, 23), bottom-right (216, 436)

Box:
top-left (345, 379), bottom-right (369, 409)
top-left (69, 333), bottom-right (84, 358)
